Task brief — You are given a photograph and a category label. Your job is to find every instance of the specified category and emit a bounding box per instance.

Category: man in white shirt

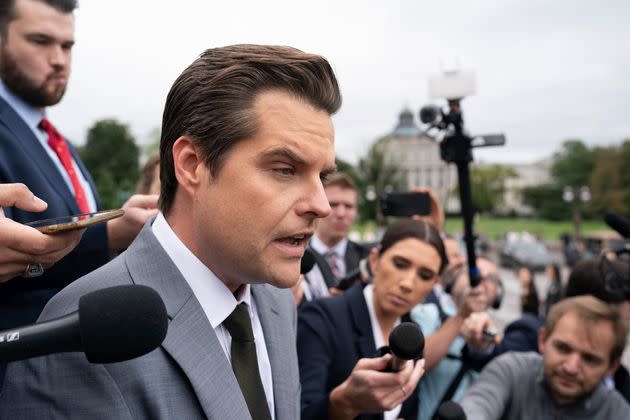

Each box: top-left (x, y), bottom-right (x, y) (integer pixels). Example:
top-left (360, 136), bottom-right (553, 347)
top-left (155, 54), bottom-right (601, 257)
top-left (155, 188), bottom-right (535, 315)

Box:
top-left (1, 44), bottom-right (342, 419)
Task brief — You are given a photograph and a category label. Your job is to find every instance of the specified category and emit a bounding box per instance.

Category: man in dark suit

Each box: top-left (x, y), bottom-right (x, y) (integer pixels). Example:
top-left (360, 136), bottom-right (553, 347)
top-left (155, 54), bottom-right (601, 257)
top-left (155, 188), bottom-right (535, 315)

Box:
top-left (0, 0), bottom-right (157, 336)
top-left (1, 44), bottom-right (342, 419)
top-left (304, 172), bottom-right (371, 298)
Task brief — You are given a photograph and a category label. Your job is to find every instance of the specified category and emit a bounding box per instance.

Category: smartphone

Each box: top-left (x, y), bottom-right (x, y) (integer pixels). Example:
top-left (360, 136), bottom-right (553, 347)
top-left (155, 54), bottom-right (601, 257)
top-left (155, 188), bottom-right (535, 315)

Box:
top-left (380, 192), bottom-right (431, 217)
top-left (25, 209), bottom-right (125, 234)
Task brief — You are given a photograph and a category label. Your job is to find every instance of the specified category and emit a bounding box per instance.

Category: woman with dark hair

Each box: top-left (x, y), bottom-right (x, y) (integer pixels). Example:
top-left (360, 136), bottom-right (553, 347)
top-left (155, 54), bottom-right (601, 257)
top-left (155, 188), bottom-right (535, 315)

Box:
top-left (297, 219), bottom-right (448, 420)
top-left (517, 266), bottom-right (540, 316)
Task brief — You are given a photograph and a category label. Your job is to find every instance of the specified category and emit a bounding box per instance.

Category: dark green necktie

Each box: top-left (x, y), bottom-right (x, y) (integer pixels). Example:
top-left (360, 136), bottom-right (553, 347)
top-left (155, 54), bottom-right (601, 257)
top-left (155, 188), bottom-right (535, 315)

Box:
top-left (223, 303), bottom-right (272, 420)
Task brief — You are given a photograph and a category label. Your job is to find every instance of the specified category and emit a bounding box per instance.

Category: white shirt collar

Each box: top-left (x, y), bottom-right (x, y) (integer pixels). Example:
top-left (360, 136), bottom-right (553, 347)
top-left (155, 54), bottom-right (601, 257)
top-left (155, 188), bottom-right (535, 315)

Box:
top-left (151, 212), bottom-right (251, 328)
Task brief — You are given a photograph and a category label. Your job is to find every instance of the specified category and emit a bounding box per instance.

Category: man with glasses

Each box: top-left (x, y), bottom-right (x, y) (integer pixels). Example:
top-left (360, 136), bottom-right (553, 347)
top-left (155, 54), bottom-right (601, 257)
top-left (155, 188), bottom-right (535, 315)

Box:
top-left (410, 256), bottom-right (503, 420)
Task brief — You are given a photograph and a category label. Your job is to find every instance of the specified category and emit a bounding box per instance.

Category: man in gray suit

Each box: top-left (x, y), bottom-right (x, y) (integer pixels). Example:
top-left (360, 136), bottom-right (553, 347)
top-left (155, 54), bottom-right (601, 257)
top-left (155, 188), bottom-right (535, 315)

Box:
top-left (0, 44), bottom-right (342, 419)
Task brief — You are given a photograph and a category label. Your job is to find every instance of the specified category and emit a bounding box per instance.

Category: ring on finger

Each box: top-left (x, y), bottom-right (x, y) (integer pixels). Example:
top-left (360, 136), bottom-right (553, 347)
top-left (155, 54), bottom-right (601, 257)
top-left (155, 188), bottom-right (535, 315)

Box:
top-left (24, 262), bottom-right (44, 278)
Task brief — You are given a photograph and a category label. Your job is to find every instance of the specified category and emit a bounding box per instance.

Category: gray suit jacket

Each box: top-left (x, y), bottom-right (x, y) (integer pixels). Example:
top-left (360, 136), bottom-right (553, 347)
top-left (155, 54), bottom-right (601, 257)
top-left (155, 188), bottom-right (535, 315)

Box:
top-left (0, 223), bottom-right (300, 420)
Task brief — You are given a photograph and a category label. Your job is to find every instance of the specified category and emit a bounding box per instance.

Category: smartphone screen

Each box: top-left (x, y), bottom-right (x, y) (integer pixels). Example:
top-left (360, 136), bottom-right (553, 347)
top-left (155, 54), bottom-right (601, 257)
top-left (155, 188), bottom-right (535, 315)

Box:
top-left (380, 192), bottom-right (431, 217)
top-left (25, 209), bottom-right (124, 234)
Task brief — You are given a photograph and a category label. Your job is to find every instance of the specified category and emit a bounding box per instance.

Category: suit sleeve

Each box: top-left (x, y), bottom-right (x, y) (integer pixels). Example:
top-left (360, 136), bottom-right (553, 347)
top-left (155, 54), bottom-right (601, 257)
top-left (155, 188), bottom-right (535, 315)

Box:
top-left (297, 301), bottom-right (336, 420)
top-left (0, 352), bottom-right (134, 420)
top-left (459, 354), bottom-right (516, 420)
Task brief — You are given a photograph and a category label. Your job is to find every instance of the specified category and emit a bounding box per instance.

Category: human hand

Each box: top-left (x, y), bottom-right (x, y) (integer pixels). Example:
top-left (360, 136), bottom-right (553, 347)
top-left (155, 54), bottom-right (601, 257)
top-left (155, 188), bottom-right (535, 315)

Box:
top-left (455, 284), bottom-right (489, 318)
top-left (329, 354), bottom-right (425, 419)
top-left (291, 275), bottom-right (305, 305)
top-left (461, 311), bottom-right (499, 350)
top-left (107, 194), bottom-right (158, 252)
top-left (328, 287), bottom-right (344, 297)
top-left (409, 187), bottom-right (444, 232)
top-left (0, 183), bottom-right (84, 282)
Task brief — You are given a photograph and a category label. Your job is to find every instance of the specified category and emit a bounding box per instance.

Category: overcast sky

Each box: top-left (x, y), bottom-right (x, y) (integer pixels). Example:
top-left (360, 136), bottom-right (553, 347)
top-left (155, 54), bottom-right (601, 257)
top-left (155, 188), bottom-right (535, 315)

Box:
top-left (48, 0), bottom-right (630, 165)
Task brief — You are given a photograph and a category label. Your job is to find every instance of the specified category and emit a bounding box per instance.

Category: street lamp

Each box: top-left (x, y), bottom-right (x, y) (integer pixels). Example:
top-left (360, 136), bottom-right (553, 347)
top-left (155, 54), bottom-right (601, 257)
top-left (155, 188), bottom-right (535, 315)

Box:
top-left (562, 185), bottom-right (591, 240)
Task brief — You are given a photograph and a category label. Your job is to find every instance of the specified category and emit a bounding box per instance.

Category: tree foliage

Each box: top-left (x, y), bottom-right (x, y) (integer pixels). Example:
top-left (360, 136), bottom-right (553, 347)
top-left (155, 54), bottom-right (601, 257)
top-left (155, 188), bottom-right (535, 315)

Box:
top-left (79, 119), bottom-right (140, 209)
top-left (468, 164), bottom-right (517, 215)
top-left (521, 184), bottom-right (572, 221)
top-left (551, 139), bottom-right (594, 189)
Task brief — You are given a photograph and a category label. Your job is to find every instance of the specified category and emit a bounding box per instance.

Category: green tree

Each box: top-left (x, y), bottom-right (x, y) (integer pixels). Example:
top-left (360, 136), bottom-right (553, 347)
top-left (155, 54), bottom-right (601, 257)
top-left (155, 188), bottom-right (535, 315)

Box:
top-left (354, 142), bottom-right (404, 223)
top-left (588, 145), bottom-right (627, 215)
top-left (468, 164), bottom-right (517, 214)
top-left (521, 184), bottom-right (572, 220)
top-left (551, 139), bottom-right (594, 189)
top-left (79, 119), bottom-right (140, 209)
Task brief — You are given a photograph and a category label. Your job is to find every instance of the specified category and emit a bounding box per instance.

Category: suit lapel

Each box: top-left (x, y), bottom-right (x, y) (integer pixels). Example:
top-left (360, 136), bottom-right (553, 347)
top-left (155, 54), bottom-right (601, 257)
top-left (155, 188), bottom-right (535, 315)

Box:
top-left (125, 224), bottom-right (251, 419)
top-left (0, 97), bottom-right (81, 213)
top-left (346, 285), bottom-right (376, 358)
top-left (252, 284), bottom-right (293, 420)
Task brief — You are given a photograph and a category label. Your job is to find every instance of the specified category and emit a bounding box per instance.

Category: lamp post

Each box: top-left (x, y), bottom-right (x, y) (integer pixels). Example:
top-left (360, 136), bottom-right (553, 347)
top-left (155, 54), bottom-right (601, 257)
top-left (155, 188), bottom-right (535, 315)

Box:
top-left (562, 185), bottom-right (591, 240)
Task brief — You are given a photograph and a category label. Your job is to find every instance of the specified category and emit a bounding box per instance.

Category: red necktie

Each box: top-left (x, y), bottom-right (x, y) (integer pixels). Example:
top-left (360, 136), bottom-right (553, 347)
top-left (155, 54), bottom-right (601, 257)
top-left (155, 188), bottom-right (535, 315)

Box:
top-left (39, 118), bottom-right (90, 214)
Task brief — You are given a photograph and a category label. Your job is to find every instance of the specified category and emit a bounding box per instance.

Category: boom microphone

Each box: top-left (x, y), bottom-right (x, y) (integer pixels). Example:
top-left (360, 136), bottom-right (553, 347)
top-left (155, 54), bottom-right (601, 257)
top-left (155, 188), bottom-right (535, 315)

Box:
top-left (379, 322), bottom-right (425, 372)
top-left (604, 212), bottom-right (630, 239)
top-left (0, 285), bottom-right (168, 363)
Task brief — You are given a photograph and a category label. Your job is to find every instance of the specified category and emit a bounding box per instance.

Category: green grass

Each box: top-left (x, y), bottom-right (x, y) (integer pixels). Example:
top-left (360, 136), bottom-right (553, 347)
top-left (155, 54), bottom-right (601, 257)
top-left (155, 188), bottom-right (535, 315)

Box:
top-left (352, 217), bottom-right (611, 242)
top-left (444, 217), bottom-right (610, 242)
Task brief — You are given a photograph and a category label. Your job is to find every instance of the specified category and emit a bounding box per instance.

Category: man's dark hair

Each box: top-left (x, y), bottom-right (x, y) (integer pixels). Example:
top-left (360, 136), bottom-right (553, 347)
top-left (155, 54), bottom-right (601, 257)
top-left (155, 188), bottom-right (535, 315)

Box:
top-left (379, 219), bottom-right (448, 274)
top-left (158, 44), bottom-right (342, 215)
top-left (0, 0), bottom-right (78, 35)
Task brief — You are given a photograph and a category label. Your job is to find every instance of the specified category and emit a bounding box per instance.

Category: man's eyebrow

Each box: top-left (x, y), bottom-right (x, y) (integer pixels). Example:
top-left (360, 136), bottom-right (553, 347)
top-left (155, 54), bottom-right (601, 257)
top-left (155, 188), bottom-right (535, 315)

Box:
top-left (260, 147), bottom-right (306, 165)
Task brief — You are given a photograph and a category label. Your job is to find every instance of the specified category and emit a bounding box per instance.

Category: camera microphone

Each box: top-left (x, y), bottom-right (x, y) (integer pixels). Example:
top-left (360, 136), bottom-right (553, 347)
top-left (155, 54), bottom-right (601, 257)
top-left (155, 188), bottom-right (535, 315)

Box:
top-left (301, 248), bottom-right (316, 274)
top-left (435, 401), bottom-right (467, 420)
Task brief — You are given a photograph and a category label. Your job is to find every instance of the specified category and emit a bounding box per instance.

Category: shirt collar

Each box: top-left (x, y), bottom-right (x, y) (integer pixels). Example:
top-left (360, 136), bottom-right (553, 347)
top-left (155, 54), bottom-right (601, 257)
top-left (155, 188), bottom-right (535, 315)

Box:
top-left (311, 233), bottom-right (348, 257)
top-left (151, 212), bottom-right (251, 328)
top-left (0, 79), bottom-right (46, 132)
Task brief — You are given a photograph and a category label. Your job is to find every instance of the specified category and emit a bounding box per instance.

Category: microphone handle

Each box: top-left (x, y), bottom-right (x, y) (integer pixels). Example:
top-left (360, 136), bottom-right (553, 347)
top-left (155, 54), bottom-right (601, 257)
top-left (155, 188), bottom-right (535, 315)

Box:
top-left (0, 312), bottom-right (81, 363)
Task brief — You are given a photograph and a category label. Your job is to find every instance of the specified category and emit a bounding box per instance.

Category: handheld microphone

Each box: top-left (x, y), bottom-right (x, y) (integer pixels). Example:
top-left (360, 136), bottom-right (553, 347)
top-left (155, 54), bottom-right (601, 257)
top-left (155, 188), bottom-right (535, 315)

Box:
top-left (301, 248), bottom-right (316, 274)
top-left (378, 322), bottom-right (425, 372)
top-left (604, 212), bottom-right (630, 239)
top-left (435, 401), bottom-right (467, 420)
top-left (0, 285), bottom-right (168, 363)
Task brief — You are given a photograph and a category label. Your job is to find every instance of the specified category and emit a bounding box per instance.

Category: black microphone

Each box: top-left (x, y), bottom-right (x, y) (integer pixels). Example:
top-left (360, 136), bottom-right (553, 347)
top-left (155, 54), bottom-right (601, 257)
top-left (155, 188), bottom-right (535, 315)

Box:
top-left (301, 248), bottom-right (316, 274)
top-left (435, 401), bottom-right (467, 420)
top-left (336, 257), bottom-right (372, 291)
top-left (0, 285), bottom-right (168, 363)
top-left (379, 322), bottom-right (425, 372)
top-left (604, 212), bottom-right (630, 239)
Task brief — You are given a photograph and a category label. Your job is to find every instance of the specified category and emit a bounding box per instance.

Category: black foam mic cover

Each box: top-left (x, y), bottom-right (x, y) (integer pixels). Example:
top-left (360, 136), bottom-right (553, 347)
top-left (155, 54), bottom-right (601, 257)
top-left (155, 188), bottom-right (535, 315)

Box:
top-left (389, 322), bottom-right (425, 361)
top-left (79, 285), bottom-right (168, 363)
top-left (604, 212), bottom-right (630, 239)
top-left (301, 249), bottom-right (316, 275)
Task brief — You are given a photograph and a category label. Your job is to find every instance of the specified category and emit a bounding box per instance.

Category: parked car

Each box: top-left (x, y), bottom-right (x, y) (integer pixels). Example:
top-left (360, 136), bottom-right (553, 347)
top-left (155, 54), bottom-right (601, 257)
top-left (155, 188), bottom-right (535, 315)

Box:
top-left (499, 240), bottom-right (556, 272)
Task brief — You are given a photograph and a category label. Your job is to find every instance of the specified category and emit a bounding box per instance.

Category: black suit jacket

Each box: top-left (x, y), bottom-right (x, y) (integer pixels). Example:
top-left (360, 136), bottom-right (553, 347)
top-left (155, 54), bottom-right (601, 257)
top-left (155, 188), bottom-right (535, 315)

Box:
top-left (297, 283), bottom-right (418, 420)
top-left (0, 96), bottom-right (108, 326)
top-left (309, 239), bottom-right (373, 288)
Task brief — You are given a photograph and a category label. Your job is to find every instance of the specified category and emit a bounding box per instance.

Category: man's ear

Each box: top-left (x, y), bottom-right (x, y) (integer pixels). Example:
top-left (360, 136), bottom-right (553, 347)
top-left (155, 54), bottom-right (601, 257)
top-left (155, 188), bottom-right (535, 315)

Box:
top-left (607, 357), bottom-right (621, 378)
top-left (172, 136), bottom-right (204, 198)
top-left (538, 327), bottom-right (546, 354)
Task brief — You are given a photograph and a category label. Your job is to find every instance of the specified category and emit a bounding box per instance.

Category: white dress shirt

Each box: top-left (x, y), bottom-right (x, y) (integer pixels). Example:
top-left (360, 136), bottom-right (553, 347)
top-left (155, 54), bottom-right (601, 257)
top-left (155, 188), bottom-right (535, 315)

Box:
top-left (363, 284), bottom-right (402, 420)
top-left (310, 234), bottom-right (349, 277)
top-left (152, 213), bottom-right (275, 418)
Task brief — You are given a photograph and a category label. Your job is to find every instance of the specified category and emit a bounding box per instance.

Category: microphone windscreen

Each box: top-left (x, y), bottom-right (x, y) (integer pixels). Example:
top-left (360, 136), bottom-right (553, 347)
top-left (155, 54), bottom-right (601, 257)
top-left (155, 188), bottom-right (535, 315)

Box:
top-left (436, 401), bottom-right (467, 420)
top-left (78, 285), bottom-right (168, 363)
top-left (389, 322), bottom-right (425, 360)
top-left (301, 249), bottom-right (316, 274)
top-left (604, 212), bottom-right (630, 239)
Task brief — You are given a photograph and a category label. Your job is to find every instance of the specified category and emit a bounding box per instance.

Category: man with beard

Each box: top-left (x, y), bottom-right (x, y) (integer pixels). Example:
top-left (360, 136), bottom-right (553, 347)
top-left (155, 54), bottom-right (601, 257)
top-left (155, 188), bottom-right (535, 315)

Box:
top-left (0, 0), bottom-right (157, 384)
top-left (460, 296), bottom-right (630, 419)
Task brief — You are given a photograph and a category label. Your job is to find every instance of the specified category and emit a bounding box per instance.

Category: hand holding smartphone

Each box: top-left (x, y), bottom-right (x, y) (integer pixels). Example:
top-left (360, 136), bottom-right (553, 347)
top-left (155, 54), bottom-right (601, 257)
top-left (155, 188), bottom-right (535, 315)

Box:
top-left (380, 192), bottom-right (431, 217)
top-left (25, 209), bottom-right (125, 234)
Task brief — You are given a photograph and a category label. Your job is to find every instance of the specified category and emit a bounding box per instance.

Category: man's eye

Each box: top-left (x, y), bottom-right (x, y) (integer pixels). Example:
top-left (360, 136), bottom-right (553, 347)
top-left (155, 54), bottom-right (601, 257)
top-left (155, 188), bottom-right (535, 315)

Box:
top-left (554, 342), bottom-right (571, 354)
top-left (392, 257), bottom-right (409, 269)
top-left (273, 167), bottom-right (294, 176)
